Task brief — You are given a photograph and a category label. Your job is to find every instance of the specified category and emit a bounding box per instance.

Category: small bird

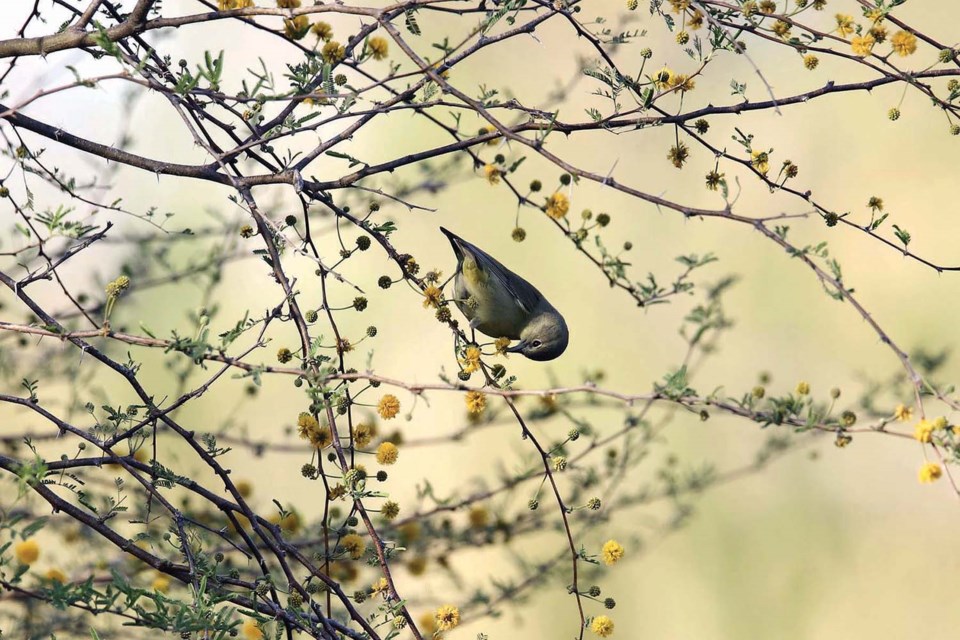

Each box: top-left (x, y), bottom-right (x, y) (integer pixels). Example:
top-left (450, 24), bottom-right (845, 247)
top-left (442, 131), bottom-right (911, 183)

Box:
top-left (440, 226), bottom-right (568, 361)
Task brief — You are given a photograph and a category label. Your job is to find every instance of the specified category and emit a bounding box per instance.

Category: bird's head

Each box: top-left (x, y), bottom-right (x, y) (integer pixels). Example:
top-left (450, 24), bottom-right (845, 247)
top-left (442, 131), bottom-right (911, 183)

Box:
top-left (506, 312), bottom-right (569, 361)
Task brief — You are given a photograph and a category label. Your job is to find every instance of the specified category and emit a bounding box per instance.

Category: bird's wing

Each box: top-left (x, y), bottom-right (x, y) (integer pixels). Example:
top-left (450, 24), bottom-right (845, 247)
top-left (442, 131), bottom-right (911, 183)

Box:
top-left (446, 231), bottom-right (544, 315)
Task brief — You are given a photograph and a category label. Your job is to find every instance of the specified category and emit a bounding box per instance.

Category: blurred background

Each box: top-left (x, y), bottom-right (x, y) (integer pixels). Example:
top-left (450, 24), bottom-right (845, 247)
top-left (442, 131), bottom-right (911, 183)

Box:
top-left (3, 0), bottom-right (960, 638)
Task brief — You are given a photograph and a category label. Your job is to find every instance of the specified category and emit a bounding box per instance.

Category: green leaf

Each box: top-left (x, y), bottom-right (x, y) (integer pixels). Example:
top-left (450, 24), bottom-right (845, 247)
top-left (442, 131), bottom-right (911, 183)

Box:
top-left (404, 10), bottom-right (421, 35)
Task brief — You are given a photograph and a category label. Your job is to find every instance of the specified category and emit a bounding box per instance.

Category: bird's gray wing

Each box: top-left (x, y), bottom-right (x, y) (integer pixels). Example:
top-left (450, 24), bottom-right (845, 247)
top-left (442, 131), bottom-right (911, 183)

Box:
top-left (458, 237), bottom-right (545, 315)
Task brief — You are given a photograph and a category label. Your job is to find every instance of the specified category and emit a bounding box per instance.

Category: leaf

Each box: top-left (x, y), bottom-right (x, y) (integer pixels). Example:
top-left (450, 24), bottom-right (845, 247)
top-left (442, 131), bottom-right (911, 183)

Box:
top-left (869, 212), bottom-right (889, 230)
top-left (892, 224), bottom-right (911, 247)
top-left (404, 10), bottom-right (421, 36)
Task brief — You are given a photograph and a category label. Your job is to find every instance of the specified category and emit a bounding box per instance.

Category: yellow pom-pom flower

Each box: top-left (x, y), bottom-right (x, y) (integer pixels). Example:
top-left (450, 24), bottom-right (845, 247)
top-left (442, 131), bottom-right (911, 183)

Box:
top-left (894, 403), bottom-right (912, 421)
top-left (460, 345), bottom-right (482, 373)
top-left (851, 34), bottom-right (875, 57)
top-left (45, 568), bottom-right (67, 583)
top-left (435, 604), bottom-right (461, 631)
top-left (601, 539), bottom-right (625, 566)
top-left (591, 615), bottom-right (615, 637)
top-left (341, 533), bottom-right (367, 559)
top-left (914, 419), bottom-right (934, 443)
top-left (891, 30), bottom-right (917, 56)
top-left (465, 390), bottom-right (487, 414)
top-left (367, 36), bottom-right (389, 61)
top-left (835, 14), bottom-right (854, 38)
top-left (242, 618), bottom-right (264, 640)
top-left (377, 394), bottom-right (400, 419)
top-left (152, 573), bottom-right (171, 593)
top-left (15, 539), bottom-right (40, 565)
top-left (422, 284), bottom-right (443, 308)
top-left (376, 442), bottom-right (399, 465)
top-left (545, 192), bottom-right (570, 219)
top-left (918, 462), bottom-right (942, 484)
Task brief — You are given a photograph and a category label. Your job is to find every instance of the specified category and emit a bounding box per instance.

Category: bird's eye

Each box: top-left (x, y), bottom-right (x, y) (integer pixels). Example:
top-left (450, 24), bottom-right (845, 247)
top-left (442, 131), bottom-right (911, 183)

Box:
top-left (531, 340), bottom-right (542, 348)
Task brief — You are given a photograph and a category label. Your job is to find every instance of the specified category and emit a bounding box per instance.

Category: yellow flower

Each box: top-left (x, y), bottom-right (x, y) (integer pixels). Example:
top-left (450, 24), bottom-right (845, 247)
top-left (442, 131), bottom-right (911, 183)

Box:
top-left (312, 21), bottom-right (333, 41)
top-left (322, 41), bottom-right (346, 64)
top-left (494, 337), bottom-right (511, 355)
top-left (891, 30), bottom-right (917, 56)
top-left (652, 66), bottom-right (675, 90)
top-left (367, 36), bottom-right (389, 61)
top-left (835, 14), bottom-right (854, 38)
top-left (399, 521), bottom-right (421, 543)
top-left (918, 462), bottom-right (942, 484)
top-left (483, 163), bottom-right (501, 185)
top-left (865, 8), bottom-right (885, 23)
top-left (851, 34), bottom-right (875, 57)
top-left (276, 0), bottom-right (300, 7)
top-left (15, 539), bottom-right (39, 565)
top-left (408, 555), bottom-right (428, 575)
top-left (371, 577), bottom-right (389, 594)
top-left (419, 612), bottom-right (438, 633)
top-left (341, 533), bottom-right (367, 559)
top-left (236, 479), bottom-right (254, 498)
top-left (435, 604), bottom-right (461, 631)
top-left (376, 442), bottom-right (399, 465)
top-left (545, 192), bottom-right (570, 219)
top-left (353, 422), bottom-right (374, 448)
top-left (870, 24), bottom-right (888, 43)
top-left (894, 403), bottom-right (912, 421)
top-left (242, 618), bottom-right (264, 640)
top-left (105, 275), bottom-right (130, 299)
top-left (297, 413), bottom-right (331, 449)
top-left (219, 0), bottom-right (255, 9)
top-left (795, 381), bottom-right (810, 395)
top-left (480, 125), bottom-right (500, 145)
top-left (270, 510), bottom-right (302, 534)
top-left (688, 9), bottom-right (704, 30)
top-left (465, 390), bottom-right (487, 414)
top-left (932, 416), bottom-right (950, 431)
top-left (803, 54), bottom-right (819, 70)
top-left (152, 573), bottom-right (171, 593)
top-left (460, 345), bottom-right (482, 373)
top-left (772, 20), bottom-right (791, 38)
top-left (751, 150), bottom-right (769, 175)
top-left (381, 500), bottom-right (400, 520)
top-left (668, 142), bottom-right (690, 169)
top-left (705, 170), bottom-right (725, 191)
top-left (297, 412), bottom-right (317, 435)
top-left (914, 419), bottom-right (934, 443)
top-left (45, 568), bottom-right (67, 583)
top-left (422, 284), bottom-right (443, 308)
top-left (669, 74), bottom-right (696, 92)
top-left (591, 615), bottom-right (615, 637)
top-left (468, 506), bottom-right (489, 528)
top-left (377, 394), bottom-right (400, 419)
top-left (601, 539), bottom-right (625, 566)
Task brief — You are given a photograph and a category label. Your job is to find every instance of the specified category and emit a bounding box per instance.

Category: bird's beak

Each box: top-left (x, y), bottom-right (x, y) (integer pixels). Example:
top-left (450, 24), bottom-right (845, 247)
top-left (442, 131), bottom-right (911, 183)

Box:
top-left (505, 340), bottom-right (527, 354)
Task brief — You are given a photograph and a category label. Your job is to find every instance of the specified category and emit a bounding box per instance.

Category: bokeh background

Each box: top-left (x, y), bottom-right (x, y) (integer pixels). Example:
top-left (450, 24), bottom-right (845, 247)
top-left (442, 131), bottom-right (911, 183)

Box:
top-left (3, 1), bottom-right (960, 638)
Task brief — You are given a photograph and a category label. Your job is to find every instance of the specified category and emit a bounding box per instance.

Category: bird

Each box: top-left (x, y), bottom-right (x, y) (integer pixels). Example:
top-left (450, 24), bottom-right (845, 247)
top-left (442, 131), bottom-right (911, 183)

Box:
top-left (440, 226), bottom-right (568, 361)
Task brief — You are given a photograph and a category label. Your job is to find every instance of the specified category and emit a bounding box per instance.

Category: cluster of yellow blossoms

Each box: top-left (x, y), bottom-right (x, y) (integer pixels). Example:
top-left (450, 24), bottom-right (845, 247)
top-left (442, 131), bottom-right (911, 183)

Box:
top-left (911, 413), bottom-right (953, 484)
top-left (833, 12), bottom-right (917, 59)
